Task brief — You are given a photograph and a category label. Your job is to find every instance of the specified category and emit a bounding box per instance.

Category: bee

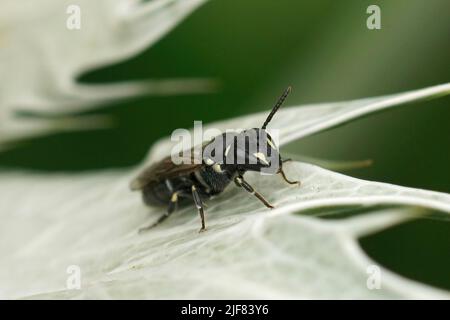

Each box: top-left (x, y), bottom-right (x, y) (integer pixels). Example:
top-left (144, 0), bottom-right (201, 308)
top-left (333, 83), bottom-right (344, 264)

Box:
top-left (131, 87), bottom-right (300, 232)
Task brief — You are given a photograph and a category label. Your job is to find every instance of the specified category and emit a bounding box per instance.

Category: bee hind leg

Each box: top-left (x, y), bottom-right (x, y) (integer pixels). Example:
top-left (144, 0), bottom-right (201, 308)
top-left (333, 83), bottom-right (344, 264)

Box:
top-left (191, 185), bottom-right (207, 233)
top-left (138, 192), bottom-right (179, 233)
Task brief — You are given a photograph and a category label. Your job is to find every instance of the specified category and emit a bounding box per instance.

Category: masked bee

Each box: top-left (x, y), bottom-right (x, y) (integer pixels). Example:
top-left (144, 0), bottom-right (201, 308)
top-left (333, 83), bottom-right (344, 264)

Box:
top-left (131, 87), bottom-right (299, 232)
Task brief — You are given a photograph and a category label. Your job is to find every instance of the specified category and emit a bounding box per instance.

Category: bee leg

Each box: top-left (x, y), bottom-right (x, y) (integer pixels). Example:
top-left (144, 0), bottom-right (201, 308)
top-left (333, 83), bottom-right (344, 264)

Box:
top-left (138, 192), bottom-right (178, 233)
top-left (278, 167), bottom-right (301, 186)
top-left (278, 159), bottom-right (301, 185)
top-left (191, 185), bottom-right (207, 232)
top-left (234, 176), bottom-right (274, 209)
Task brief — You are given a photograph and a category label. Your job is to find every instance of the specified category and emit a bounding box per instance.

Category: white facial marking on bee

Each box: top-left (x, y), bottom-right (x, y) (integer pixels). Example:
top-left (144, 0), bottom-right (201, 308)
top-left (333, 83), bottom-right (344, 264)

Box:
top-left (254, 152), bottom-right (269, 165)
top-left (171, 192), bottom-right (178, 202)
top-left (204, 158), bottom-right (214, 166)
top-left (224, 145), bottom-right (231, 156)
top-left (267, 139), bottom-right (277, 150)
top-left (213, 163), bottom-right (222, 173)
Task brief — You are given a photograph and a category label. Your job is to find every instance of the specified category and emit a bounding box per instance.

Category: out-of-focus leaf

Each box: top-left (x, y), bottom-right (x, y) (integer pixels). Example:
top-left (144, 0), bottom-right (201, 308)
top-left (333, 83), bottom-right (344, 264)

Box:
top-left (0, 0), bottom-right (211, 145)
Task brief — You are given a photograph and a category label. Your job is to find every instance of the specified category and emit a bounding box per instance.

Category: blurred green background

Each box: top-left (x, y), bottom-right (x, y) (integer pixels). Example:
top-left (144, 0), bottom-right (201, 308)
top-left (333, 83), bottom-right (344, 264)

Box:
top-left (1, 0), bottom-right (449, 290)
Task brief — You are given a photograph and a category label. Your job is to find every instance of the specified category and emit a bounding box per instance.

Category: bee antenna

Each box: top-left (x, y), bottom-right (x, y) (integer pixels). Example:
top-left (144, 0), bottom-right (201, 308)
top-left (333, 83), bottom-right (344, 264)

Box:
top-left (261, 86), bottom-right (291, 129)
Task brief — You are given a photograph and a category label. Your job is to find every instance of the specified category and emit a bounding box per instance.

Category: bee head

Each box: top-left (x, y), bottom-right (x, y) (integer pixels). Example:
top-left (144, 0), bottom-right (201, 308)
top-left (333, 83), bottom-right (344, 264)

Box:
top-left (202, 87), bottom-right (291, 174)
top-left (233, 86), bottom-right (291, 174)
top-left (232, 128), bottom-right (281, 174)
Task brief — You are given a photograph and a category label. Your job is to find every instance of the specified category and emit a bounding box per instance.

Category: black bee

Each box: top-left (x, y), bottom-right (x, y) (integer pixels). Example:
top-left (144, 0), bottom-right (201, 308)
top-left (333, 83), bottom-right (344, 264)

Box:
top-left (131, 87), bottom-right (299, 232)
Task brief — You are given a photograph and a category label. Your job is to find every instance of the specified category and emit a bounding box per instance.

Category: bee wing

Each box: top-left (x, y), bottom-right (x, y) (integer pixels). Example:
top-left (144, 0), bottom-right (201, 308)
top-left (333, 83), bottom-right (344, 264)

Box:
top-left (130, 148), bottom-right (203, 191)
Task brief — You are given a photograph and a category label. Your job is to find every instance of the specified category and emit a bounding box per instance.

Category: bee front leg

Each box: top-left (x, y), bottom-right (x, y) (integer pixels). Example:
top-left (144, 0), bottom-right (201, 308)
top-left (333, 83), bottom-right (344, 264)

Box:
top-left (234, 176), bottom-right (274, 209)
top-left (138, 192), bottom-right (179, 233)
top-left (191, 185), bottom-right (207, 232)
top-left (279, 159), bottom-right (301, 186)
top-left (278, 167), bottom-right (301, 186)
